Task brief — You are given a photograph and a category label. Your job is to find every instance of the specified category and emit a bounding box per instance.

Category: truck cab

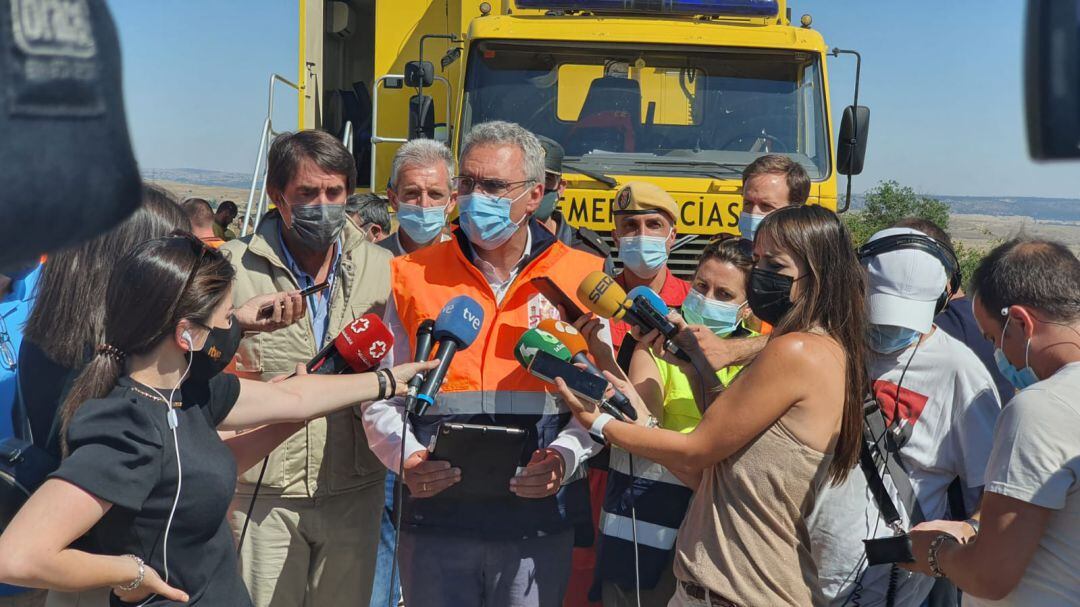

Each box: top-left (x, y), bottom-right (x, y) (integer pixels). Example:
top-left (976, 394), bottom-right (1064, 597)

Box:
top-left (288, 0), bottom-right (865, 274)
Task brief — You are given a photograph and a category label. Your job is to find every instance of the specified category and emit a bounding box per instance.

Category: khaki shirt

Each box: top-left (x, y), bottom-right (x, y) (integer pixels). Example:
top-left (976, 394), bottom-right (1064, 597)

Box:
top-left (221, 214), bottom-right (392, 498)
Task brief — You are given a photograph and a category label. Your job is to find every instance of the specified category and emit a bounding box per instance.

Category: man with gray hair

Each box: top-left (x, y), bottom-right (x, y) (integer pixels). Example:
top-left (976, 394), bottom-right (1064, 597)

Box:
top-left (362, 121), bottom-right (607, 606)
top-left (346, 193), bottom-right (391, 243)
top-left (381, 138), bottom-right (457, 256)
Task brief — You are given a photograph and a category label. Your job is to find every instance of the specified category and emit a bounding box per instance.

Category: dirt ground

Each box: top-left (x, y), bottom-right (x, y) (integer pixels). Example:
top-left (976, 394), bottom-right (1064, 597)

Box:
top-left (150, 180), bottom-right (1080, 253)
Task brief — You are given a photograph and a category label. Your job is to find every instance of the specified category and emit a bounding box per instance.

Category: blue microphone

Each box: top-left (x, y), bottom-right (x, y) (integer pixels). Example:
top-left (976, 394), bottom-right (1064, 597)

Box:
top-left (626, 286), bottom-right (689, 362)
top-left (413, 296), bottom-right (485, 415)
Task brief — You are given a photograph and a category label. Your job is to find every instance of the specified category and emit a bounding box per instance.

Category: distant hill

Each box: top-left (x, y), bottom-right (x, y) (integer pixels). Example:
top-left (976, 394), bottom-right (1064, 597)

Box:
top-left (142, 168), bottom-right (251, 191)
top-left (148, 168), bottom-right (1080, 223)
top-left (844, 192), bottom-right (1080, 223)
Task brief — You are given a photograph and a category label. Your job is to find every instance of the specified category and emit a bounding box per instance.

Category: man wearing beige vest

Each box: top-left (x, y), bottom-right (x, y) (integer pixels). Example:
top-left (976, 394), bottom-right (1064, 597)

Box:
top-left (222, 130), bottom-right (392, 607)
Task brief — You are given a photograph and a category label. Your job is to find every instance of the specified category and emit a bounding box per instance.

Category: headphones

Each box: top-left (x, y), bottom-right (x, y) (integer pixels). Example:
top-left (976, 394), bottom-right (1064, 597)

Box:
top-left (857, 233), bottom-right (962, 315)
top-left (181, 330), bottom-right (193, 349)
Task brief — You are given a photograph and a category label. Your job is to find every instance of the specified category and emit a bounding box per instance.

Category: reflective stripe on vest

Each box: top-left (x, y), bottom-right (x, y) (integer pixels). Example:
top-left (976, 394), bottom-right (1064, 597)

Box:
top-left (418, 390), bottom-right (566, 416)
top-left (599, 511), bottom-right (679, 551)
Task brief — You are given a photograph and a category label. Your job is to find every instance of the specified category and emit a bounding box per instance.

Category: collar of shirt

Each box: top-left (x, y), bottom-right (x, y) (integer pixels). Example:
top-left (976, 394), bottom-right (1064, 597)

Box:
top-left (277, 225), bottom-right (342, 345)
top-left (616, 266), bottom-right (690, 308)
top-left (470, 227), bottom-right (533, 305)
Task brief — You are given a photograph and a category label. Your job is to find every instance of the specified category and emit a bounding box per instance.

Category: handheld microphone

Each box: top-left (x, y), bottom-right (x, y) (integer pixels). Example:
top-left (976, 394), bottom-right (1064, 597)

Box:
top-left (577, 271), bottom-right (689, 362)
top-left (404, 319), bottom-right (436, 411)
top-left (516, 328), bottom-right (629, 422)
top-left (306, 314), bottom-right (394, 374)
top-left (414, 296), bottom-right (485, 416)
top-left (537, 319), bottom-right (637, 421)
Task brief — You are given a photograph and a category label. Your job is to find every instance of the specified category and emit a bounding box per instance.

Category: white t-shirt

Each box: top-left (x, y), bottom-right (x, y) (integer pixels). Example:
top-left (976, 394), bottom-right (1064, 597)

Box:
top-left (965, 362), bottom-right (1080, 607)
top-left (809, 328), bottom-right (1003, 607)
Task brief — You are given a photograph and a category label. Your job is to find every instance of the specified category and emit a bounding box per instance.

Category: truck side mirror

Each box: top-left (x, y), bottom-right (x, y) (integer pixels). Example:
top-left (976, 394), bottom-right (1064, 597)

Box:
top-left (837, 105), bottom-right (870, 176)
top-left (404, 61), bottom-right (435, 88)
top-left (1025, 0), bottom-right (1080, 160)
top-left (409, 95), bottom-right (435, 139)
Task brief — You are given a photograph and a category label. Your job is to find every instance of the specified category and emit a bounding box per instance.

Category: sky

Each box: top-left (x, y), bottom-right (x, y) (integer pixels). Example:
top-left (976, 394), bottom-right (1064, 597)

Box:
top-left (111, 1), bottom-right (1078, 198)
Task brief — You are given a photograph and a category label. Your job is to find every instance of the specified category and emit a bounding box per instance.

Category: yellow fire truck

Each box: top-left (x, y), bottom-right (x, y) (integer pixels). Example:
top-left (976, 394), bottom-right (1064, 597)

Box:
top-left (245, 0), bottom-right (868, 273)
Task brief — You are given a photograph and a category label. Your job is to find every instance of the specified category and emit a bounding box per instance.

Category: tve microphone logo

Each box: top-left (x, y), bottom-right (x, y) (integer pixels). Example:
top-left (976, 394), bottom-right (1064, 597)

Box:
top-left (463, 306), bottom-right (482, 331)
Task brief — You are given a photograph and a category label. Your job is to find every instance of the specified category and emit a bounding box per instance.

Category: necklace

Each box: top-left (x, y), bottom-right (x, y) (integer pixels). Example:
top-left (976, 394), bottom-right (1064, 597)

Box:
top-left (128, 384), bottom-right (182, 408)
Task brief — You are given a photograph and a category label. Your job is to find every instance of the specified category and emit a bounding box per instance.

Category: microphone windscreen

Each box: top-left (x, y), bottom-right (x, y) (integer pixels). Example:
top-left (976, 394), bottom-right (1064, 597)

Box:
top-left (578, 272), bottom-right (629, 320)
top-left (514, 329), bottom-right (572, 369)
top-left (627, 286), bottom-right (671, 315)
top-left (0, 0), bottom-right (141, 264)
top-left (536, 319), bottom-right (589, 356)
top-left (433, 295), bottom-right (485, 347)
top-left (334, 314), bottom-right (395, 372)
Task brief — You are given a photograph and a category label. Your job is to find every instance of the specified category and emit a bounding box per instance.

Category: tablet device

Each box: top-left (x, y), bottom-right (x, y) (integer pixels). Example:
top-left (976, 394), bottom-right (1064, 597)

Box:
top-left (429, 423), bottom-right (528, 500)
top-left (530, 276), bottom-right (586, 322)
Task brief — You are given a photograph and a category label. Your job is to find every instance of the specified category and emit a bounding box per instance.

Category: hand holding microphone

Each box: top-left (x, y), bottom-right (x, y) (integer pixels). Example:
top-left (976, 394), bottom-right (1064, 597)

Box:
top-left (577, 272), bottom-right (690, 362)
top-left (414, 296), bottom-right (485, 415)
top-left (536, 319), bottom-right (638, 421)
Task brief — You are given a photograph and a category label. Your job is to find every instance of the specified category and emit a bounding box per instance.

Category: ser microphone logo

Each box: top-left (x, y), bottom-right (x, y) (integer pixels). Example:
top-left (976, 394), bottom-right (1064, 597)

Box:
top-left (587, 275), bottom-right (615, 304)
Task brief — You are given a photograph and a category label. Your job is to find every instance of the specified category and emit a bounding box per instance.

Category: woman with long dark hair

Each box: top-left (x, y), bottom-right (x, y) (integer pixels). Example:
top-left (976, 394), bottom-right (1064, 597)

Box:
top-left (559, 206), bottom-right (868, 606)
top-left (0, 235), bottom-right (435, 606)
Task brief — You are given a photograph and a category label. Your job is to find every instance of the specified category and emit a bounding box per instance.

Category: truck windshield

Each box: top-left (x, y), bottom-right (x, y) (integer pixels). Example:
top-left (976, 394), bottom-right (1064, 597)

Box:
top-left (461, 41), bottom-right (830, 180)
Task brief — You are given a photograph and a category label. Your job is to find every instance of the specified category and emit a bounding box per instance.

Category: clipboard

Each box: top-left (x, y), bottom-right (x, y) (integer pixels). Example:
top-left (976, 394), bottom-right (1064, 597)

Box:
top-left (429, 422), bottom-right (527, 500)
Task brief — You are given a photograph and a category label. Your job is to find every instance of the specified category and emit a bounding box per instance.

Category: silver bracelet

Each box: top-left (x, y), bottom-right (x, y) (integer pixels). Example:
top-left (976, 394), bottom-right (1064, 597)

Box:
top-left (928, 534), bottom-right (957, 579)
top-left (116, 554), bottom-right (145, 592)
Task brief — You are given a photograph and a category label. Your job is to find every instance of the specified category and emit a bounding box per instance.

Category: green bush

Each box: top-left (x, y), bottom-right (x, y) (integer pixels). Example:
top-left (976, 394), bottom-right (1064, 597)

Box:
top-left (842, 180), bottom-right (993, 289)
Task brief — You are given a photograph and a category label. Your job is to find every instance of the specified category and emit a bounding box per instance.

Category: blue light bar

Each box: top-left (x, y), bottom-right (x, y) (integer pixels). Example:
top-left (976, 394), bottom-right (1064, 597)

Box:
top-left (515, 0), bottom-right (780, 17)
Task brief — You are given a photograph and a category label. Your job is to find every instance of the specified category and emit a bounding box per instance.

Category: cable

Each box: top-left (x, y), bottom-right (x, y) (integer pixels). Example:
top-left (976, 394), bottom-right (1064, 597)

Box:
top-left (626, 452), bottom-right (642, 607)
top-left (138, 349), bottom-right (193, 606)
top-left (388, 400), bottom-right (409, 607)
top-left (236, 457), bottom-right (268, 556)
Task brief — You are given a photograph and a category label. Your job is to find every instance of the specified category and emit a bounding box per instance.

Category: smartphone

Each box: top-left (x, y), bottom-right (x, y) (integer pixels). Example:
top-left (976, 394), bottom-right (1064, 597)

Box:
top-left (863, 534), bottom-right (915, 566)
top-left (528, 350), bottom-right (608, 404)
top-left (257, 281), bottom-right (329, 320)
top-left (530, 276), bottom-right (585, 322)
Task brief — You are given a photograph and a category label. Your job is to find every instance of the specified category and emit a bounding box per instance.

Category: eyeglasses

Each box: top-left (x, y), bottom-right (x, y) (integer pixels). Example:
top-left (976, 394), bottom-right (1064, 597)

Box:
top-left (452, 175), bottom-right (535, 197)
top-left (0, 315), bottom-right (16, 371)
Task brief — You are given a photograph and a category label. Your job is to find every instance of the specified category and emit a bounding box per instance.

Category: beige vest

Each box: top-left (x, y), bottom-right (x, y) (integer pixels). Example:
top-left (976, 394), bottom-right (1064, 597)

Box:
top-left (221, 214), bottom-right (392, 498)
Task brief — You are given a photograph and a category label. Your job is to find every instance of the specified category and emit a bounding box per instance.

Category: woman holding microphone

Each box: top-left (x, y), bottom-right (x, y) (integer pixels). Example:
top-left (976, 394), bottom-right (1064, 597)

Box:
top-left (560, 206), bottom-right (868, 607)
top-left (0, 234), bottom-right (435, 606)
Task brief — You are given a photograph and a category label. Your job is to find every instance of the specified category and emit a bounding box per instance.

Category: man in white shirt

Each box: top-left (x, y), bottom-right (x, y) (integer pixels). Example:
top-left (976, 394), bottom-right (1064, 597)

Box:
top-left (809, 227), bottom-right (1002, 607)
top-left (907, 238), bottom-right (1080, 606)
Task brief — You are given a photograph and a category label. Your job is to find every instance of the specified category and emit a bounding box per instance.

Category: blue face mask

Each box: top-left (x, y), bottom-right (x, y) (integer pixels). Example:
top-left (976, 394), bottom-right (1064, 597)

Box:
top-left (868, 324), bottom-right (921, 353)
top-left (619, 233), bottom-right (669, 277)
top-left (681, 289), bottom-right (744, 337)
top-left (397, 202), bottom-right (447, 244)
top-left (458, 191), bottom-right (528, 251)
top-left (994, 314), bottom-right (1040, 390)
top-left (738, 212), bottom-right (766, 242)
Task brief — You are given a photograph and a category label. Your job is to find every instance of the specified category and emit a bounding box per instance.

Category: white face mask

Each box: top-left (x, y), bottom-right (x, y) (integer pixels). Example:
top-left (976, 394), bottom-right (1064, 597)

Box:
top-left (681, 290), bottom-right (745, 337)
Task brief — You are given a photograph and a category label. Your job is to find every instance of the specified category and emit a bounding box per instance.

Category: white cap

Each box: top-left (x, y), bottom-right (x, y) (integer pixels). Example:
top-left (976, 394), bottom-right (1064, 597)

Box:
top-left (863, 227), bottom-right (948, 333)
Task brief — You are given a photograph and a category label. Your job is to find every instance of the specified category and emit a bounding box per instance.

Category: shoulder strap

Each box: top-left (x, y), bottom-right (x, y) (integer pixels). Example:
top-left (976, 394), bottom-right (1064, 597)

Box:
top-left (861, 397), bottom-right (927, 529)
top-left (575, 227), bottom-right (612, 258)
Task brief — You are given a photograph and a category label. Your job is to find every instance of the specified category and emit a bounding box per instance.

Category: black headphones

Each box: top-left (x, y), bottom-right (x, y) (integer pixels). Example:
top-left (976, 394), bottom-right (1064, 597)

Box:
top-left (857, 233), bottom-right (962, 315)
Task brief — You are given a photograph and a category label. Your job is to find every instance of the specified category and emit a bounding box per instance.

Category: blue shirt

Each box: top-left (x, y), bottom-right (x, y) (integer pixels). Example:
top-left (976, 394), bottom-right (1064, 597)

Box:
top-left (0, 264), bottom-right (41, 597)
top-left (277, 229), bottom-right (341, 348)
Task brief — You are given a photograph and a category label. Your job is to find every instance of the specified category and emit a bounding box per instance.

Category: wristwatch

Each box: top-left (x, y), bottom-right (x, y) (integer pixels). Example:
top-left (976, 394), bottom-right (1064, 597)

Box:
top-left (964, 517), bottom-right (980, 536)
top-left (589, 413), bottom-right (615, 442)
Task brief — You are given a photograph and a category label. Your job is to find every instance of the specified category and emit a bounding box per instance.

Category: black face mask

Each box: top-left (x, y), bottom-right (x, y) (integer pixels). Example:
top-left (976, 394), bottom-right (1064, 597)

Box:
top-left (189, 322), bottom-right (243, 381)
top-left (748, 268), bottom-right (796, 326)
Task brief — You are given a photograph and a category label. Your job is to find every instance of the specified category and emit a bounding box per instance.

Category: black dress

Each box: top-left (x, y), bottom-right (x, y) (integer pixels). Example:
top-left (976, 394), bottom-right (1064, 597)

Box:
top-left (50, 373), bottom-right (252, 606)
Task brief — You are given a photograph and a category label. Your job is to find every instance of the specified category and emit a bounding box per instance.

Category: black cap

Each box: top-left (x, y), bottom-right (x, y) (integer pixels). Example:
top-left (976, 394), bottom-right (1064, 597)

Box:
top-left (537, 135), bottom-right (564, 175)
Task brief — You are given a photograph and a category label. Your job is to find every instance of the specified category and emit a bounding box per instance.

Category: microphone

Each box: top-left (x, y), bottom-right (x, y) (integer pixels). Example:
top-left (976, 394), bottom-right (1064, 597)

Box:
top-left (536, 319), bottom-right (637, 421)
top-left (306, 314), bottom-right (394, 374)
top-left (515, 328), bottom-right (629, 422)
top-left (414, 296), bottom-right (485, 416)
top-left (404, 319), bottom-right (436, 411)
top-left (514, 327), bottom-right (573, 368)
top-left (577, 271), bottom-right (689, 362)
